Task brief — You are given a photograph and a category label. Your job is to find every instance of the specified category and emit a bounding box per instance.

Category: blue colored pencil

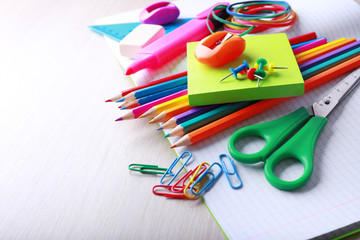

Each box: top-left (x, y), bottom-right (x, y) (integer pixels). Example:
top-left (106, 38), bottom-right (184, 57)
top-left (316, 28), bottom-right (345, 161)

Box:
top-left (121, 84), bottom-right (187, 109)
top-left (117, 76), bottom-right (187, 102)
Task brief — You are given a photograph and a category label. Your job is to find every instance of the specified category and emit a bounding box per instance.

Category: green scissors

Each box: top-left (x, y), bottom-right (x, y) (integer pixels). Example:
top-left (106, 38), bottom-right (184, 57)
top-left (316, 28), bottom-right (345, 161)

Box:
top-left (228, 68), bottom-right (360, 191)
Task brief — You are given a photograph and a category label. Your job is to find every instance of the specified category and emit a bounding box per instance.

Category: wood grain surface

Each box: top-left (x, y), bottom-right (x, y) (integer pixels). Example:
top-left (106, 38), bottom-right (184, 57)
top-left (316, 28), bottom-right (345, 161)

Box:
top-left (0, 0), bottom-right (225, 239)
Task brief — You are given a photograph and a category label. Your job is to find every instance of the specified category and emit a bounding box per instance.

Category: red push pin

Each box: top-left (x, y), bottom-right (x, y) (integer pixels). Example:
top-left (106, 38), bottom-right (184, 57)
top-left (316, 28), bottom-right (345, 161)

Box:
top-left (240, 68), bottom-right (264, 86)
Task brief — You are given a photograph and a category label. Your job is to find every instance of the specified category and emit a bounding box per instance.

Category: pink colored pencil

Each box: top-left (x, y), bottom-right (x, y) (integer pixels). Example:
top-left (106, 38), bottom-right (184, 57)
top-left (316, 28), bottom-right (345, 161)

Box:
top-left (293, 38), bottom-right (327, 55)
top-left (115, 89), bottom-right (188, 121)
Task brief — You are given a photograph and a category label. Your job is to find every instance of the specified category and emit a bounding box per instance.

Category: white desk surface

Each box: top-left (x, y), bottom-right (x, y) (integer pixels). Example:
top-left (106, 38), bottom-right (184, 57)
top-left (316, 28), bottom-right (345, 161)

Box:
top-left (0, 0), bottom-right (225, 239)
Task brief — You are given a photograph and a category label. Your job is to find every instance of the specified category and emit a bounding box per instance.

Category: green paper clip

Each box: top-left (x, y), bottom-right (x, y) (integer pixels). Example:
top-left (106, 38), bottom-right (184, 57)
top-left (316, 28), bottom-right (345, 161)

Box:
top-left (128, 164), bottom-right (168, 174)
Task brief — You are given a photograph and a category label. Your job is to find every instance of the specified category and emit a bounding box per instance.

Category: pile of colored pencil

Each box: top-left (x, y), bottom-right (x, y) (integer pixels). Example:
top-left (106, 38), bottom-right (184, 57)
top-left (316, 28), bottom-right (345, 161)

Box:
top-left (107, 32), bottom-right (360, 148)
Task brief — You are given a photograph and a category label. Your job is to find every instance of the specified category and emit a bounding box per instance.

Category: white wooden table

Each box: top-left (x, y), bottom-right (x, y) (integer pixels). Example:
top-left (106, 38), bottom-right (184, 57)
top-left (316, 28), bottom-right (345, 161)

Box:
top-left (0, 0), bottom-right (225, 239)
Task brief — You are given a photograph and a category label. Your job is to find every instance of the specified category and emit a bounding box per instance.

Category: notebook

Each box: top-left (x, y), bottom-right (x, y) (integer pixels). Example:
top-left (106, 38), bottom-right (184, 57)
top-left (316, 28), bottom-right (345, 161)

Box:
top-left (95, 0), bottom-right (360, 239)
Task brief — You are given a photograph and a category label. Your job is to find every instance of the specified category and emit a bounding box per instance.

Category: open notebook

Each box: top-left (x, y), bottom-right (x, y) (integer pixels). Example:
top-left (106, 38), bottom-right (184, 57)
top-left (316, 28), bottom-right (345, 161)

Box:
top-left (95, 0), bottom-right (360, 239)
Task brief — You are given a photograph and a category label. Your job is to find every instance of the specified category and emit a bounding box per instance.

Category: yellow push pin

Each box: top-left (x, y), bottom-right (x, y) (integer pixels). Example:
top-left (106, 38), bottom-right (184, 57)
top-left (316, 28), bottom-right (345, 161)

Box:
top-left (254, 61), bottom-right (288, 75)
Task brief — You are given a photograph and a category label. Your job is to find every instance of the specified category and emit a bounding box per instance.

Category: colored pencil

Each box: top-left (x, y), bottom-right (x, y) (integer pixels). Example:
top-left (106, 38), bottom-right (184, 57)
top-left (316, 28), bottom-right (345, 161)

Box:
top-left (296, 38), bottom-right (356, 65)
top-left (291, 38), bottom-right (325, 49)
top-left (302, 47), bottom-right (360, 79)
top-left (164, 101), bottom-right (257, 137)
top-left (296, 38), bottom-right (346, 58)
top-left (288, 32), bottom-right (317, 46)
top-left (148, 101), bottom-right (194, 124)
top-left (159, 105), bottom-right (219, 130)
top-left (171, 55), bottom-right (360, 148)
top-left (299, 40), bottom-right (360, 72)
top-left (106, 71), bottom-right (187, 102)
top-left (115, 89), bottom-right (187, 121)
top-left (292, 38), bottom-right (327, 55)
top-left (140, 95), bottom-right (188, 118)
top-left (121, 84), bottom-right (187, 109)
top-left (117, 76), bottom-right (187, 102)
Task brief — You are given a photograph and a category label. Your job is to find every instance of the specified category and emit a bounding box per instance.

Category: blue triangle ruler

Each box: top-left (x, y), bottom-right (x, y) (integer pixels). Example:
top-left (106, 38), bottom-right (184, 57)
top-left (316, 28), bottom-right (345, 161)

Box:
top-left (89, 18), bottom-right (193, 42)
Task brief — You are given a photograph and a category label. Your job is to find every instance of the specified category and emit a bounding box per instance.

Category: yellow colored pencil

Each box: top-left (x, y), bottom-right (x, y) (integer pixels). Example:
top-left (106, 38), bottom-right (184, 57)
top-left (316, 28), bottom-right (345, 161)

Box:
top-left (148, 101), bottom-right (194, 124)
top-left (140, 95), bottom-right (188, 118)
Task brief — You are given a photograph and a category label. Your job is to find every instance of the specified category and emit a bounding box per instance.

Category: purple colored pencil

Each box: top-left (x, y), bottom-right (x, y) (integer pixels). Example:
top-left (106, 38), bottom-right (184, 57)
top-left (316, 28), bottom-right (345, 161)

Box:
top-left (299, 40), bottom-right (360, 72)
top-left (158, 105), bottom-right (220, 130)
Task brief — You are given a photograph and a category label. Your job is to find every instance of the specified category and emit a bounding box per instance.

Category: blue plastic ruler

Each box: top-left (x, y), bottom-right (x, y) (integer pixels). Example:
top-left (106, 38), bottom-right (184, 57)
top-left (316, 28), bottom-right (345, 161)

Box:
top-left (89, 18), bottom-right (192, 42)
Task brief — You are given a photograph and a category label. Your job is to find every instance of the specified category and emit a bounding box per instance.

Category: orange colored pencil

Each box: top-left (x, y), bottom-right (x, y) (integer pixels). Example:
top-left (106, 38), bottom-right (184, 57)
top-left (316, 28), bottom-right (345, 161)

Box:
top-left (148, 101), bottom-right (194, 124)
top-left (171, 55), bottom-right (360, 148)
top-left (296, 38), bottom-right (356, 65)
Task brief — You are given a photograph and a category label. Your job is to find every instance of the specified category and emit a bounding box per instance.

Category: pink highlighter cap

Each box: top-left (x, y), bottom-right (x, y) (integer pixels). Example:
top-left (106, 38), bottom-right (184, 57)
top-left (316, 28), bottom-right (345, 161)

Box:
top-left (139, 1), bottom-right (180, 25)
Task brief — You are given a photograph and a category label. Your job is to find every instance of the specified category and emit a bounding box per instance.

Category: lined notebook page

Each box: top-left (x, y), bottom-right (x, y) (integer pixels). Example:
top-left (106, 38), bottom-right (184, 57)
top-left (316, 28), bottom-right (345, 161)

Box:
top-left (96, 0), bottom-right (360, 239)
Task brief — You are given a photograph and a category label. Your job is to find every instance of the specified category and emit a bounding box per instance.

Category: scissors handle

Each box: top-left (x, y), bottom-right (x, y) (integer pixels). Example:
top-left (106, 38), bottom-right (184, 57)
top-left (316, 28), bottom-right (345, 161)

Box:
top-left (264, 116), bottom-right (327, 190)
top-left (228, 107), bottom-right (310, 164)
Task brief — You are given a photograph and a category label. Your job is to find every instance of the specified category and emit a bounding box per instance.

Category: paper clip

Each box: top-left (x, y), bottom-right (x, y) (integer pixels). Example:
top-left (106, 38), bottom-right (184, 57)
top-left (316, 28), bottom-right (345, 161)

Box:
top-left (184, 162), bottom-right (210, 199)
top-left (219, 154), bottom-right (242, 189)
top-left (190, 162), bottom-right (223, 196)
top-left (128, 164), bottom-right (168, 174)
top-left (171, 163), bottom-right (208, 193)
top-left (152, 185), bottom-right (187, 199)
top-left (160, 151), bottom-right (192, 185)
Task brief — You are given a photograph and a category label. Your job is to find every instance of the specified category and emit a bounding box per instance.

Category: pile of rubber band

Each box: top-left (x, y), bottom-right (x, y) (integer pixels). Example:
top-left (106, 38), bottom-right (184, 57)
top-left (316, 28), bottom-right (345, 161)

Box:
top-left (207, 1), bottom-right (297, 36)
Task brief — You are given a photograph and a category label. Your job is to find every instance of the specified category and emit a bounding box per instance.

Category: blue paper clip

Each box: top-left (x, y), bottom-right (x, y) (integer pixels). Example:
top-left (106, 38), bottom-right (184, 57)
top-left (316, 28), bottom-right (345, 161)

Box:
top-left (160, 151), bottom-right (192, 185)
top-left (219, 154), bottom-right (242, 189)
top-left (190, 162), bottom-right (223, 196)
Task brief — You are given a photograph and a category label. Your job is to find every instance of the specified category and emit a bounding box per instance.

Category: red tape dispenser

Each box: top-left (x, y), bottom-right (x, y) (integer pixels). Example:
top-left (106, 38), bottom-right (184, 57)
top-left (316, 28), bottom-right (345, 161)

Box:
top-left (194, 31), bottom-right (246, 67)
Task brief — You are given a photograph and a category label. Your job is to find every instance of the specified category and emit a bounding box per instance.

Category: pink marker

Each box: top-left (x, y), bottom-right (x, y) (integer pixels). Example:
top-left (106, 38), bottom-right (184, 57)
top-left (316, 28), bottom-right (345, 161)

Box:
top-left (293, 38), bottom-right (328, 55)
top-left (124, 2), bottom-right (229, 75)
top-left (115, 89), bottom-right (188, 121)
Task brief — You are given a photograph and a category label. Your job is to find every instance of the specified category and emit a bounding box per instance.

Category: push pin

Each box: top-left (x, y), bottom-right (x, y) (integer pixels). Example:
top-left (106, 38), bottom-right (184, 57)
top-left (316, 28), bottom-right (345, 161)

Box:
top-left (219, 60), bottom-right (249, 82)
top-left (253, 58), bottom-right (287, 87)
top-left (254, 58), bottom-right (267, 79)
top-left (240, 68), bottom-right (264, 85)
top-left (254, 59), bottom-right (288, 74)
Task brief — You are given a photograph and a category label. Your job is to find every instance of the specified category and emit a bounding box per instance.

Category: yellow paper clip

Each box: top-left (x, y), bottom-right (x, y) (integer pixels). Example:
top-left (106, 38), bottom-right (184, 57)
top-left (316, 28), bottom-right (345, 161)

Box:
top-left (190, 162), bottom-right (223, 196)
top-left (184, 162), bottom-right (209, 199)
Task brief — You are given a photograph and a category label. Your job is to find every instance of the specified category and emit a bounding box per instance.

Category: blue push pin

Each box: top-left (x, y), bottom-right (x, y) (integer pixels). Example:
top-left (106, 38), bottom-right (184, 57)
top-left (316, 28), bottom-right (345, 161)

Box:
top-left (219, 60), bottom-right (249, 82)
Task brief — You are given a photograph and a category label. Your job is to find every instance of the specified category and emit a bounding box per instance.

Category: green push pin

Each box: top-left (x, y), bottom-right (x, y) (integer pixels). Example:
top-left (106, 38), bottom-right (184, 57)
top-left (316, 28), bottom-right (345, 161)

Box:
top-left (254, 58), bottom-right (267, 87)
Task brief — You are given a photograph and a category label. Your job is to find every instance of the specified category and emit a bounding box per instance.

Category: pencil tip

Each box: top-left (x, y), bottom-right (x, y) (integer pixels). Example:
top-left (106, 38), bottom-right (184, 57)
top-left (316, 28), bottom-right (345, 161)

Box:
top-left (124, 67), bottom-right (133, 75)
top-left (157, 126), bottom-right (163, 130)
top-left (120, 106), bottom-right (126, 110)
top-left (116, 97), bottom-right (125, 102)
top-left (115, 117), bottom-right (123, 121)
top-left (164, 133), bottom-right (170, 138)
top-left (105, 99), bottom-right (112, 103)
top-left (170, 145), bottom-right (176, 149)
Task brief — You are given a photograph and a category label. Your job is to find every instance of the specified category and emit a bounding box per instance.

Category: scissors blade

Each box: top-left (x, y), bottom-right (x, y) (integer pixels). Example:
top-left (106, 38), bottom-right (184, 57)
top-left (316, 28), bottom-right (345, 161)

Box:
top-left (312, 68), bottom-right (360, 118)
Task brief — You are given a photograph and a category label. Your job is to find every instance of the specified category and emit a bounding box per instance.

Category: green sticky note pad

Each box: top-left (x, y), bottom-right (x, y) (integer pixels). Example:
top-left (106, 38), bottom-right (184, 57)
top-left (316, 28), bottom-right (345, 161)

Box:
top-left (187, 33), bottom-right (304, 106)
